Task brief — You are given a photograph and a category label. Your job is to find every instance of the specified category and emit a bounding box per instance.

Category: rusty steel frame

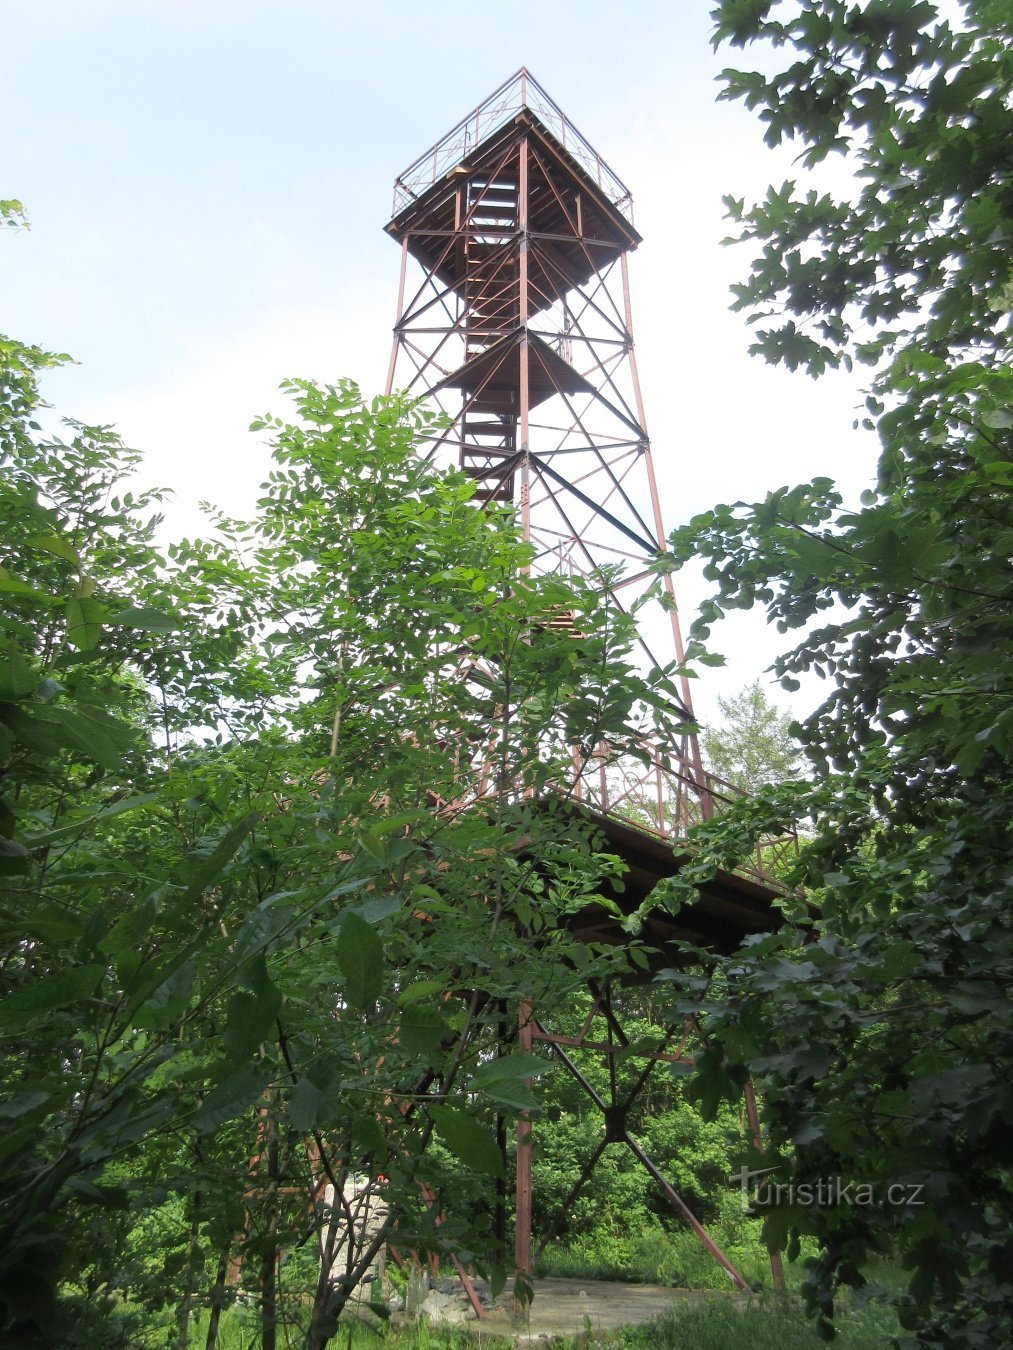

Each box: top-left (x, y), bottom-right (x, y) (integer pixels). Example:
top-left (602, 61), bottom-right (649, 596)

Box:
top-left (384, 77), bottom-right (722, 836)
top-left (518, 999), bottom-right (788, 1290)
top-left (524, 992), bottom-right (784, 1294)
top-left (392, 68), bottom-right (633, 220)
top-left (523, 996), bottom-right (750, 1291)
top-left (383, 72), bottom-right (793, 1300)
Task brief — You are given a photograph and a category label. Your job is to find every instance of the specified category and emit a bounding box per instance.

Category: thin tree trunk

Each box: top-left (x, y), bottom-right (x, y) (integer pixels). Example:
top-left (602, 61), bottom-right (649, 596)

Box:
top-left (174, 1187), bottom-right (202, 1349)
top-left (307, 1190), bottom-right (340, 1350)
top-left (306, 1245), bottom-right (387, 1350)
top-left (203, 1247), bottom-right (230, 1350)
top-left (259, 1121), bottom-right (281, 1350)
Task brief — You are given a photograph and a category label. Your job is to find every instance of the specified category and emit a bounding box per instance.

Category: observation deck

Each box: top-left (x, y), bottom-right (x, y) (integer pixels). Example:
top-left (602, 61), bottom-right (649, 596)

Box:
top-left (385, 69), bottom-right (641, 315)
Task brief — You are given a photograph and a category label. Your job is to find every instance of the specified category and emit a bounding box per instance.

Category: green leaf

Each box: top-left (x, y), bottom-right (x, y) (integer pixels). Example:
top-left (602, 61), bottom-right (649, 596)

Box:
top-left (396, 980), bottom-right (446, 1005)
top-left (344, 893), bottom-right (401, 926)
top-left (0, 964), bottom-right (105, 1030)
top-left (224, 955), bottom-right (282, 1058)
top-left (192, 1067), bottom-right (271, 1133)
top-left (0, 642), bottom-right (37, 700)
top-left (101, 896), bottom-right (157, 970)
top-left (64, 1177), bottom-right (130, 1209)
top-left (65, 595), bottom-right (106, 651)
top-left (177, 814), bottom-right (260, 908)
top-left (337, 911), bottom-right (384, 1012)
top-left (0, 1090), bottom-right (50, 1119)
top-left (351, 1114), bottom-right (388, 1156)
top-left (288, 1077), bottom-right (324, 1133)
top-left (397, 1008), bottom-right (446, 1060)
top-left (142, 956), bottom-right (196, 1024)
top-left (0, 836), bottom-right (30, 875)
top-left (429, 1105), bottom-right (504, 1179)
top-left (26, 533), bottom-right (81, 566)
top-left (47, 703), bottom-right (135, 769)
top-left (0, 701), bottom-right (60, 755)
top-left (0, 1118), bottom-right (44, 1168)
top-left (107, 605), bottom-right (180, 632)
top-left (25, 792), bottom-right (159, 850)
top-left (0, 566), bottom-right (48, 599)
top-left (469, 1053), bottom-right (545, 1111)
top-left (490, 1263), bottom-right (507, 1301)
top-left (6, 904), bottom-right (84, 942)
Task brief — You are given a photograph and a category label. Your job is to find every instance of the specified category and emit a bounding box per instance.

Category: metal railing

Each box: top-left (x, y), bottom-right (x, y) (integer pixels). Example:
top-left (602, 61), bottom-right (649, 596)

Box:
top-left (437, 723), bottom-right (799, 892)
top-left (570, 739), bottom-right (800, 890)
top-left (391, 68), bottom-right (634, 221)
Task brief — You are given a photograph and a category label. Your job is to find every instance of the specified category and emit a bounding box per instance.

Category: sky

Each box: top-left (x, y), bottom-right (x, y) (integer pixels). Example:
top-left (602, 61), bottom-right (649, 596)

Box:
top-left (3, 0), bottom-right (880, 729)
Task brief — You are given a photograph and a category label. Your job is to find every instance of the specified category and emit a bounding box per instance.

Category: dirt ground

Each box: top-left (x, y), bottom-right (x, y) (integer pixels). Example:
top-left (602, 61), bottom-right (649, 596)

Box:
top-left (474, 1277), bottom-right (745, 1343)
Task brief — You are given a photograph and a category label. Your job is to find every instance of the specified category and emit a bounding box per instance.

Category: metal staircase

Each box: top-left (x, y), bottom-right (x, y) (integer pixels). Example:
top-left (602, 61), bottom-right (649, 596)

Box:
top-left (460, 174), bottom-right (520, 503)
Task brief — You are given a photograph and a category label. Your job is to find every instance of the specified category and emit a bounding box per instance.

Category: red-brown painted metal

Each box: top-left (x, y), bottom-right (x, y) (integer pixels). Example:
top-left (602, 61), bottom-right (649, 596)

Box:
top-left (384, 69), bottom-right (718, 841)
top-left (384, 68), bottom-right (789, 1297)
top-left (532, 1009), bottom-right (750, 1292)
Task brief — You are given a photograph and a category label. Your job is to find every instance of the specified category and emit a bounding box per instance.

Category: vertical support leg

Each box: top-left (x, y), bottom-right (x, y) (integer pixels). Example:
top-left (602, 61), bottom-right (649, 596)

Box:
top-left (514, 1000), bottom-right (533, 1281)
top-left (518, 134), bottom-right (532, 549)
top-left (743, 1079), bottom-right (786, 1293)
top-left (619, 253), bottom-right (709, 812)
top-left (384, 235), bottom-right (410, 397)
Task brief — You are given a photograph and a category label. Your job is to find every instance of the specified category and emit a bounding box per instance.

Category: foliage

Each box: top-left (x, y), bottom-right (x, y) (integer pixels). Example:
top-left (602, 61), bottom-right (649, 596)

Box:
top-left (615, 1294), bottom-right (898, 1349)
top-left (656, 2), bottom-right (1013, 1345)
top-left (530, 992), bottom-right (740, 1233)
top-left (713, 0), bottom-right (1010, 377)
top-left (536, 1199), bottom-right (779, 1293)
top-left (0, 298), bottom-right (691, 1345)
top-left (703, 680), bottom-right (799, 793)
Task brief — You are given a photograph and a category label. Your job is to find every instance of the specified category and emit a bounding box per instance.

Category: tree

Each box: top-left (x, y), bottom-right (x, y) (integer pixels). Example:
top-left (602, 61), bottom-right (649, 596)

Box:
top-left (657, 2), bottom-right (1013, 1345)
top-left (1, 310), bottom-right (685, 1343)
top-left (703, 680), bottom-right (799, 794)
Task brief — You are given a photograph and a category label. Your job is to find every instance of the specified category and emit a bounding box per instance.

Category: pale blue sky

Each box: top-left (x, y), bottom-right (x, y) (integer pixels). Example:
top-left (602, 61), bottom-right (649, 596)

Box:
top-left (7, 1), bottom-right (725, 384)
top-left (4, 0), bottom-right (877, 719)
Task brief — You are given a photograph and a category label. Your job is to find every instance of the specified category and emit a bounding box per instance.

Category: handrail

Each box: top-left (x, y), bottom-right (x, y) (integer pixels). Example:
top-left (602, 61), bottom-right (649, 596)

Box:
top-left (391, 67), bottom-right (634, 221)
top-left (567, 741), bottom-right (801, 892)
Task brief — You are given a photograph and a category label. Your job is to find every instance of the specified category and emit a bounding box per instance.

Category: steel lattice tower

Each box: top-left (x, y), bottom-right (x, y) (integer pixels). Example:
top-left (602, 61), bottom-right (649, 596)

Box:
top-left (384, 69), bottom-right (716, 832)
top-left (383, 69), bottom-right (788, 1298)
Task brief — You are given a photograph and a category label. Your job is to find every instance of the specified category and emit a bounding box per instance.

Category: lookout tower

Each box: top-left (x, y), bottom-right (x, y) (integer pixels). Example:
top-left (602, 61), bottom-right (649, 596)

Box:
top-left (384, 69), bottom-right (714, 829)
top-left (383, 70), bottom-right (789, 1296)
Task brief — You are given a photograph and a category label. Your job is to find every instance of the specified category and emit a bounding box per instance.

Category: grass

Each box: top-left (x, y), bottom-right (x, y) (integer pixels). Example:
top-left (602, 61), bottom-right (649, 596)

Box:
top-left (186, 1290), bottom-right (899, 1348)
top-left (186, 1309), bottom-right (510, 1348)
top-left (608, 1295), bottom-right (898, 1348)
top-left (534, 1216), bottom-right (804, 1293)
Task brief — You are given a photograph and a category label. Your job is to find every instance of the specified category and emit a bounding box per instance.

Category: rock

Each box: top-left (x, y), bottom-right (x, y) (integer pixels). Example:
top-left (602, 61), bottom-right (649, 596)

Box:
top-left (420, 1290), bottom-right (476, 1324)
top-left (421, 1291), bottom-right (457, 1311)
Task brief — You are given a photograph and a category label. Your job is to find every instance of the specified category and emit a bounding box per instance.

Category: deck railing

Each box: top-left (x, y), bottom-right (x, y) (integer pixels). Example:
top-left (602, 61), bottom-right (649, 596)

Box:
top-left (569, 738), bottom-right (800, 890)
top-left (391, 67), bottom-right (634, 221)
